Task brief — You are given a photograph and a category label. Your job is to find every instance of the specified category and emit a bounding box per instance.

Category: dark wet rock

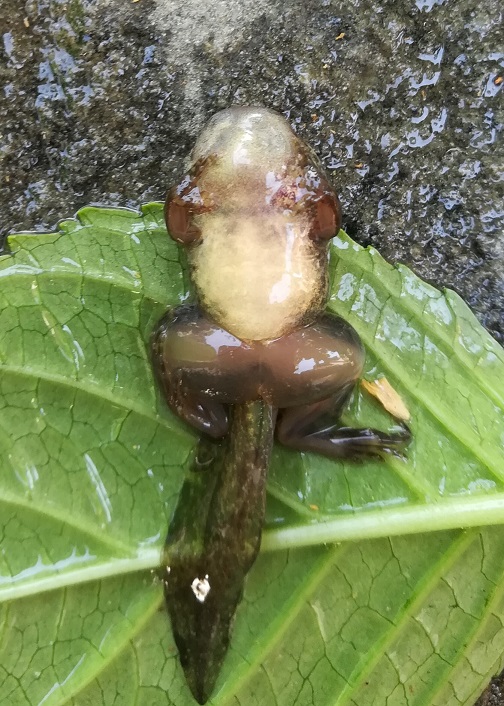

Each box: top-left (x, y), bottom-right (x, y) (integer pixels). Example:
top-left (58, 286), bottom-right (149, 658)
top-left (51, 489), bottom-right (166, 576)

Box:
top-left (476, 675), bottom-right (504, 706)
top-left (1, 0), bottom-right (502, 343)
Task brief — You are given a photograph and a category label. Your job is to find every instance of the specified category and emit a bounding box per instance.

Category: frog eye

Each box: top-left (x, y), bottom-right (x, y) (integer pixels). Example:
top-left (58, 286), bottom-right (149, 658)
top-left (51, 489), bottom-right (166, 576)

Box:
top-left (165, 184), bottom-right (203, 245)
top-left (165, 198), bottom-right (202, 245)
top-left (310, 192), bottom-right (342, 242)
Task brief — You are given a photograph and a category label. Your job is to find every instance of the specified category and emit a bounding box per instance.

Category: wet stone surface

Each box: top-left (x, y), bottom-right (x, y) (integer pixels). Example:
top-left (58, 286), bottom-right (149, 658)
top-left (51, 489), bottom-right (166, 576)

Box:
top-left (1, 0), bottom-right (503, 342)
top-left (0, 0), bottom-right (503, 702)
top-left (479, 681), bottom-right (504, 706)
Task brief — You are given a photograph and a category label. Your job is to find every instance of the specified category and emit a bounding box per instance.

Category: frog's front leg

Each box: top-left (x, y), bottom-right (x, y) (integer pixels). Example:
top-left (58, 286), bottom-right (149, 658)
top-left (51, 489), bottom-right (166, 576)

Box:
top-left (263, 313), bottom-right (411, 458)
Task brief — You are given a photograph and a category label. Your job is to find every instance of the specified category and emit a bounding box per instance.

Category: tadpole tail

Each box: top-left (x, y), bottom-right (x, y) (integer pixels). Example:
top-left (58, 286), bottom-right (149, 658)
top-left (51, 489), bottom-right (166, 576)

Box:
top-left (162, 400), bottom-right (275, 704)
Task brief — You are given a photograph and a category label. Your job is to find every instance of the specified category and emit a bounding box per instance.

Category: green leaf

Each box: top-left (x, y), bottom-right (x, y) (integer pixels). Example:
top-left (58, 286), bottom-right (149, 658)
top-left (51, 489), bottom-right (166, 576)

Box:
top-left (1, 203), bottom-right (503, 705)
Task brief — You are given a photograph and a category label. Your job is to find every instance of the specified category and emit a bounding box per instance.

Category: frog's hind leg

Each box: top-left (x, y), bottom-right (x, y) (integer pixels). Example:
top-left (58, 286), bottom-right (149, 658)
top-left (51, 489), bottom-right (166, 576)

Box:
top-left (277, 387), bottom-right (411, 459)
top-left (269, 313), bottom-right (411, 460)
top-left (151, 305), bottom-right (256, 439)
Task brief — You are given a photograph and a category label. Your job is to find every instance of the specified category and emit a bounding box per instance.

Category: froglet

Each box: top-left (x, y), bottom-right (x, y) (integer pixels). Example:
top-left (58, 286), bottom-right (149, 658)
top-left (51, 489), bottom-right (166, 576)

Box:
top-left (151, 107), bottom-right (410, 704)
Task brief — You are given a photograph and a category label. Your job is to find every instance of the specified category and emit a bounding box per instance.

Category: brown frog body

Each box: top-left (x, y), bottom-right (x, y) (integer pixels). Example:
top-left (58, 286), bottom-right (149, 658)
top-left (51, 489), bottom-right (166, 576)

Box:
top-left (152, 107), bottom-right (410, 704)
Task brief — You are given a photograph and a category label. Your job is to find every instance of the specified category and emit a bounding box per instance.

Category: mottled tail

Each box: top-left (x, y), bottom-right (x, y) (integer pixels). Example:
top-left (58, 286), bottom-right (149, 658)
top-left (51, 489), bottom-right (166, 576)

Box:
top-left (162, 400), bottom-right (275, 704)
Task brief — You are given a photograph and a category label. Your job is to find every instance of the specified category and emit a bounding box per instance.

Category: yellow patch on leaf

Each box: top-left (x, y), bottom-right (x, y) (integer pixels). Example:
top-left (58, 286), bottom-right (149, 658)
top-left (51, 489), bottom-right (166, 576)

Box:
top-left (361, 377), bottom-right (411, 422)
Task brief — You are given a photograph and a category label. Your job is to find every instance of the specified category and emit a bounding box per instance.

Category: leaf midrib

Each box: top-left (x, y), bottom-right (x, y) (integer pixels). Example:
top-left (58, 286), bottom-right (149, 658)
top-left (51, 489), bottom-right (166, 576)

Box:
top-left (261, 493), bottom-right (504, 549)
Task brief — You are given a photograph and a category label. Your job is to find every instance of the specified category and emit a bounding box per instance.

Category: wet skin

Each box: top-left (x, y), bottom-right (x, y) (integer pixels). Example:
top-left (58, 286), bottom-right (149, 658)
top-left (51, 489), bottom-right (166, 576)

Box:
top-left (152, 107), bottom-right (410, 703)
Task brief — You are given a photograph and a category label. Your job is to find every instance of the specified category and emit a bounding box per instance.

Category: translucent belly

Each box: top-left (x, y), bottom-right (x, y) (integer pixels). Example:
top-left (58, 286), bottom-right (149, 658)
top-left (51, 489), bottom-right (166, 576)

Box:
top-left (189, 215), bottom-right (327, 341)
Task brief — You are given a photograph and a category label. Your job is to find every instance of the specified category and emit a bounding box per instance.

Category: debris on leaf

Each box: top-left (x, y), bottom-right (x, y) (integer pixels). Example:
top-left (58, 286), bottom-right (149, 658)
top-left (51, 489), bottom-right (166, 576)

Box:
top-left (361, 377), bottom-right (411, 422)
